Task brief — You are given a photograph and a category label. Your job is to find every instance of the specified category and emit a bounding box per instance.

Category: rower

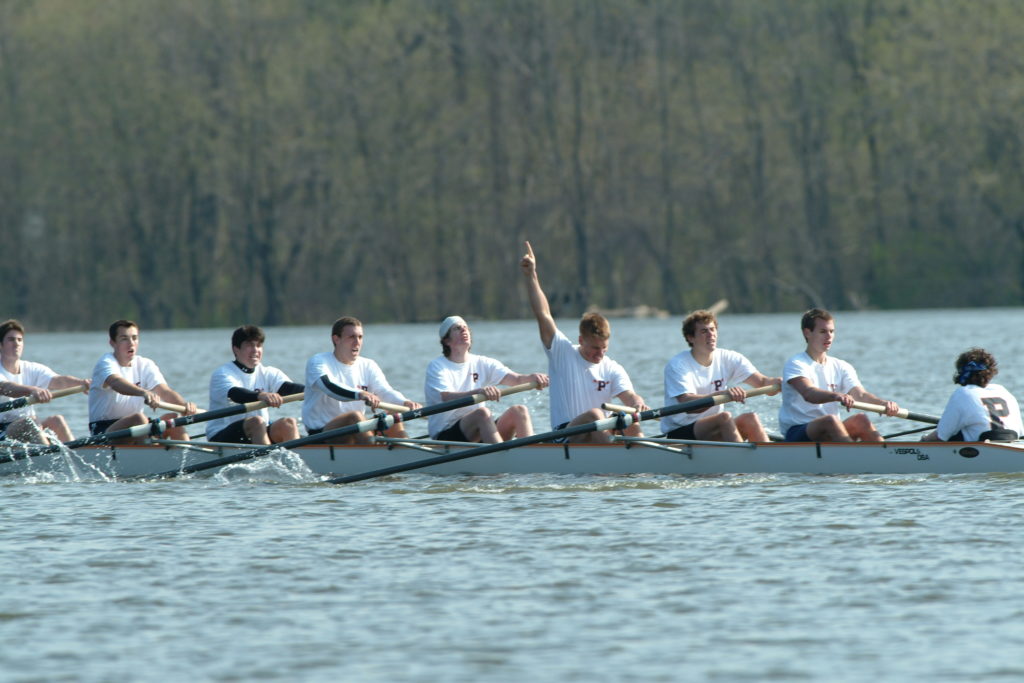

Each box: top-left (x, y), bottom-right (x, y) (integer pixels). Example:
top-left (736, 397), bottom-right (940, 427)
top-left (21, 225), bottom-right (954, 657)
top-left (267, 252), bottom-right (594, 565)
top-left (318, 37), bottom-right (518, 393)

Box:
top-left (0, 319), bottom-right (90, 444)
top-left (303, 316), bottom-right (421, 444)
top-left (87, 319), bottom-right (198, 443)
top-left (920, 348), bottom-right (1023, 442)
top-left (206, 325), bottom-right (303, 445)
top-left (424, 316), bottom-right (549, 444)
top-left (519, 240), bottom-right (648, 443)
top-left (661, 310), bottom-right (780, 442)
top-left (779, 308), bottom-right (899, 442)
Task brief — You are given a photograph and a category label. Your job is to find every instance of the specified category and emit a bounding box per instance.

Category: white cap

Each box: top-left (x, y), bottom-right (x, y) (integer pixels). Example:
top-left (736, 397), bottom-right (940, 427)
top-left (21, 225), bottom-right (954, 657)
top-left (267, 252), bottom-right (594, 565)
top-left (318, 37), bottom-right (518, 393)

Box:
top-left (439, 315), bottom-right (468, 340)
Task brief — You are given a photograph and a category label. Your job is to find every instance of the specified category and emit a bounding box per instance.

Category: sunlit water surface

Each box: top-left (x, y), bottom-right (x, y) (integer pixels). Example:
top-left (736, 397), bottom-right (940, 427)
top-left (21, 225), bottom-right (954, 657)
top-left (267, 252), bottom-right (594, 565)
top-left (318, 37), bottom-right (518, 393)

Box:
top-left (3, 310), bottom-right (1024, 681)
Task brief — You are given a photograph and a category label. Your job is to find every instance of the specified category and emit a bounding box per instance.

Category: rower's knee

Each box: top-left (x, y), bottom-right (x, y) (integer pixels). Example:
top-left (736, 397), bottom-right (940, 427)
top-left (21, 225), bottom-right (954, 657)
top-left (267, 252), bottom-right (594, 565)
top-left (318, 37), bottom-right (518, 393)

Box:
top-left (269, 417), bottom-right (299, 442)
top-left (506, 404), bottom-right (529, 422)
top-left (811, 414), bottom-right (850, 441)
top-left (573, 408), bottom-right (605, 425)
top-left (469, 406), bottom-right (493, 422)
top-left (243, 415), bottom-right (266, 430)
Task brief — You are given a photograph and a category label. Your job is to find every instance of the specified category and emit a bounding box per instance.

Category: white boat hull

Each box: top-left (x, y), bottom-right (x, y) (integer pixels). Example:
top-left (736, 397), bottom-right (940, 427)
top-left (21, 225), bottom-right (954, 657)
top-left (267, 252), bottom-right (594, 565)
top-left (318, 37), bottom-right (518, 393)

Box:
top-left (2, 439), bottom-right (1024, 478)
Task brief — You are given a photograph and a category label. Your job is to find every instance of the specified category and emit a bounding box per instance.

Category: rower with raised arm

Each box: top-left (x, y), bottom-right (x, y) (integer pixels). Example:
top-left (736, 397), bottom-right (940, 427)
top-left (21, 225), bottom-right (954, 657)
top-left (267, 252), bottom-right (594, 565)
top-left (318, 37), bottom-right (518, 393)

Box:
top-left (519, 240), bottom-right (648, 443)
top-left (0, 319), bottom-right (90, 444)
top-left (206, 325), bottom-right (303, 445)
top-left (779, 308), bottom-right (899, 442)
top-left (425, 316), bottom-right (549, 444)
top-left (88, 319), bottom-right (198, 443)
top-left (303, 316), bottom-right (421, 445)
top-left (662, 310), bottom-right (780, 442)
top-left (920, 348), bottom-right (1023, 442)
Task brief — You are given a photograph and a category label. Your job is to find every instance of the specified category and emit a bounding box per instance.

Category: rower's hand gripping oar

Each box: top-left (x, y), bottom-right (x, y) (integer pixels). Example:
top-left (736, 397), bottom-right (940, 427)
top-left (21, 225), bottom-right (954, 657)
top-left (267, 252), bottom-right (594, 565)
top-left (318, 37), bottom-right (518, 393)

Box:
top-left (0, 385), bottom-right (87, 414)
top-left (155, 392), bottom-right (306, 416)
top-left (0, 392), bottom-right (306, 465)
top-left (849, 401), bottom-right (939, 425)
top-left (149, 382), bottom-right (540, 479)
top-left (330, 384), bottom-right (779, 484)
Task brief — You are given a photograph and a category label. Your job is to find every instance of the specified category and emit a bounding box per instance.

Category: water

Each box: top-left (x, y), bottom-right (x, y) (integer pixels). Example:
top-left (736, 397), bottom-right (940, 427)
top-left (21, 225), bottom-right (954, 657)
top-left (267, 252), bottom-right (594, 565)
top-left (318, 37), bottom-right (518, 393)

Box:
top-left (3, 310), bottom-right (1024, 681)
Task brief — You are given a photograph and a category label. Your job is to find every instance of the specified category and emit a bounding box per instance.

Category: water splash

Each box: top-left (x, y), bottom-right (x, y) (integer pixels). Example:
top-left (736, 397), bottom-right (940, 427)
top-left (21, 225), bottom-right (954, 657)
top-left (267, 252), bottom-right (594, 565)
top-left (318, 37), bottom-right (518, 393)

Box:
top-left (212, 448), bottom-right (321, 485)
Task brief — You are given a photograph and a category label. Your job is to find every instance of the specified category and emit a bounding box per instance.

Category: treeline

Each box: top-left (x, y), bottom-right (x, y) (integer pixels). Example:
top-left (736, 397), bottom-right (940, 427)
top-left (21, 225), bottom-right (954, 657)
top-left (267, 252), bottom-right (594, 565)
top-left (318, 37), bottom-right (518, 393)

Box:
top-left (1, 0), bottom-right (1023, 331)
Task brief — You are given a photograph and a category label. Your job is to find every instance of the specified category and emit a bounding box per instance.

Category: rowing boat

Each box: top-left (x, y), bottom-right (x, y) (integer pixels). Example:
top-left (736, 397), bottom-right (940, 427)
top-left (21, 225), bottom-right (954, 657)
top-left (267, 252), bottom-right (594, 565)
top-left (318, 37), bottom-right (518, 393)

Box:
top-left (2, 438), bottom-right (1023, 478)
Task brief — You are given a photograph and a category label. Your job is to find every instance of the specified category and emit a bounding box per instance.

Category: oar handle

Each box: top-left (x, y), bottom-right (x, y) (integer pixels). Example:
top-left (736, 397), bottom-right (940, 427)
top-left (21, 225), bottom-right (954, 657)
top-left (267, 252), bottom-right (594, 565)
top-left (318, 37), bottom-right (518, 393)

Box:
top-left (496, 382), bottom-right (538, 399)
top-left (239, 391), bottom-right (305, 412)
top-left (26, 384), bottom-right (88, 405)
top-left (154, 400), bottom-right (203, 414)
top-left (850, 401), bottom-right (940, 425)
top-left (375, 400), bottom-right (409, 413)
top-left (603, 403), bottom-right (636, 414)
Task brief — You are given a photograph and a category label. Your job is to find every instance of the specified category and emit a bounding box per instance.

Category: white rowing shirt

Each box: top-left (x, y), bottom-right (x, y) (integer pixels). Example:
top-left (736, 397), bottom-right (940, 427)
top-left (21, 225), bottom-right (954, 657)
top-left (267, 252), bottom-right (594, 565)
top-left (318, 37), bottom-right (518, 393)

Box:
top-left (936, 383), bottom-right (1024, 441)
top-left (661, 349), bottom-right (757, 432)
top-left (88, 353), bottom-right (166, 423)
top-left (424, 353), bottom-right (512, 438)
top-left (0, 360), bottom-right (57, 423)
top-left (545, 329), bottom-right (633, 429)
top-left (778, 352), bottom-right (860, 434)
top-left (206, 362), bottom-right (293, 438)
top-left (304, 353), bottom-right (409, 432)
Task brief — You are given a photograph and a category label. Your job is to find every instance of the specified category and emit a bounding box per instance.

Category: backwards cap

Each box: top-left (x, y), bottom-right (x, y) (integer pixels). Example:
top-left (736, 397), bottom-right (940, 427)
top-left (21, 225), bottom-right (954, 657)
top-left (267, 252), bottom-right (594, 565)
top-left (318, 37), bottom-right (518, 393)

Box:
top-left (439, 315), bottom-right (467, 340)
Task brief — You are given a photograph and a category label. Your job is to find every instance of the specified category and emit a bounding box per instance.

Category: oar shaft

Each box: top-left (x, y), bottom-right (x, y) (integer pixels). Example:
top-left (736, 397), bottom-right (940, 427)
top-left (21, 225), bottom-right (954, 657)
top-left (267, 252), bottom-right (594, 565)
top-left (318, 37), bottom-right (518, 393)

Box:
top-left (330, 384), bottom-right (779, 484)
top-left (151, 382), bottom-right (539, 478)
top-left (850, 401), bottom-right (939, 425)
top-left (603, 385), bottom-right (777, 416)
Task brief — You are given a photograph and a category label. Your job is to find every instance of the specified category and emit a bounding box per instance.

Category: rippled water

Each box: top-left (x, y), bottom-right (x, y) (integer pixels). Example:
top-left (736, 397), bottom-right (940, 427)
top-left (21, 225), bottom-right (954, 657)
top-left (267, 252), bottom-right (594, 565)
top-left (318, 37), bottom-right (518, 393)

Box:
top-left (4, 310), bottom-right (1024, 681)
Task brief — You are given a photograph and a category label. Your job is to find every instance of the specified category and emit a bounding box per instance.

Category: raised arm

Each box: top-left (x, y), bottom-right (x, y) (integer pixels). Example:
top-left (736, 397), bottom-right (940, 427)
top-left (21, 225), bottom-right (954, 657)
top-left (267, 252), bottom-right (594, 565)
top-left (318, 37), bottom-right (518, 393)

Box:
top-left (520, 240), bottom-right (557, 350)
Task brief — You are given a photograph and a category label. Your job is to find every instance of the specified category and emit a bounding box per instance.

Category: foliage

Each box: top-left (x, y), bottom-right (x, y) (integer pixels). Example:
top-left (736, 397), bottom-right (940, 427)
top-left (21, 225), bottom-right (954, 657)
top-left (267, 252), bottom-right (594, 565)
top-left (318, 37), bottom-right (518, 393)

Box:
top-left (1, 0), bottom-right (1020, 330)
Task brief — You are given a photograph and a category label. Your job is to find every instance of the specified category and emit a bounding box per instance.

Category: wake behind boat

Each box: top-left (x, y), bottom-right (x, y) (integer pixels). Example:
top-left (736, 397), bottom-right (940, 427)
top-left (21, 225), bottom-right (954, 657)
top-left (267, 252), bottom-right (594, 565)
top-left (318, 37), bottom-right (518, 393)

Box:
top-left (2, 437), bottom-right (1023, 478)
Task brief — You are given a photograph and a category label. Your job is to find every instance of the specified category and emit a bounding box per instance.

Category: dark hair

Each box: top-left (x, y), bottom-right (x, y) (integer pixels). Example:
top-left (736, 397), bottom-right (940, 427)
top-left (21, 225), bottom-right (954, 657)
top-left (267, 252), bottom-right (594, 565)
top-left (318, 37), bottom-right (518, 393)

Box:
top-left (231, 325), bottom-right (265, 348)
top-left (108, 319), bottom-right (139, 341)
top-left (954, 348), bottom-right (998, 387)
top-left (681, 310), bottom-right (717, 347)
top-left (800, 308), bottom-right (833, 332)
top-left (579, 312), bottom-right (610, 340)
top-left (331, 316), bottom-right (362, 339)
top-left (0, 319), bottom-right (25, 343)
top-left (440, 324), bottom-right (469, 358)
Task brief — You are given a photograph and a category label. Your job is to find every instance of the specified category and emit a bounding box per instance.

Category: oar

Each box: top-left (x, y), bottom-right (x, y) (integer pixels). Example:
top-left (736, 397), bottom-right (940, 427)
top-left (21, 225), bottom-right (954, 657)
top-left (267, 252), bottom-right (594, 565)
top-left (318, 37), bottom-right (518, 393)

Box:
top-left (0, 385), bottom-right (87, 414)
top-left (376, 400), bottom-right (412, 413)
top-left (156, 391), bottom-right (308, 415)
top-left (154, 401), bottom-right (203, 414)
top-left (850, 401), bottom-right (939, 425)
top-left (0, 392), bottom-right (307, 465)
top-left (149, 382), bottom-right (539, 479)
top-left (604, 385), bottom-right (778, 415)
top-left (329, 384), bottom-right (778, 484)
top-left (883, 425), bottom-right (934, 439)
